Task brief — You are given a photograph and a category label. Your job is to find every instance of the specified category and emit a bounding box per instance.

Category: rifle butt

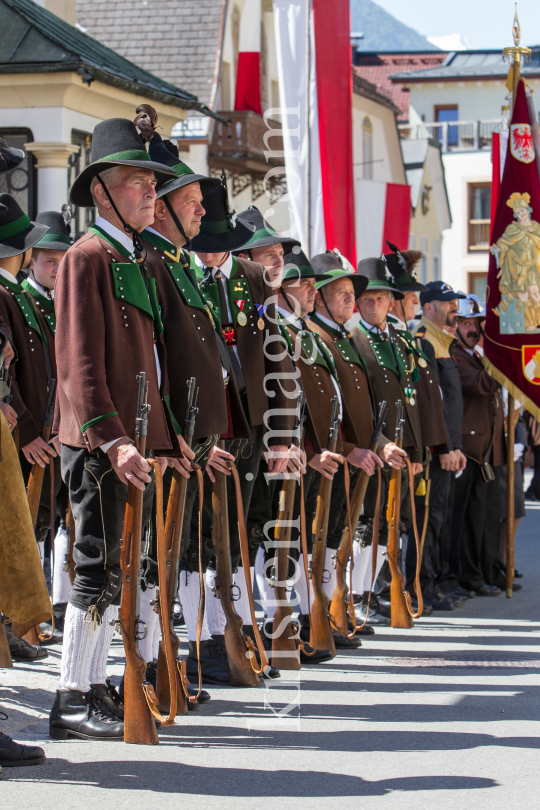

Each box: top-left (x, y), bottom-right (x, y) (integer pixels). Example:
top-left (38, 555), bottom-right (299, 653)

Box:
top-left (309, 598), bottom-right (336, 656)
top-left (123, 658), bottom-right (160, 745)
top-left (271, 603), bottom-right (301, 670)
top-left (390, 578), bottom-right (414, 629)
top-left (223, 619), bottom-right (261, 687)
top-left (156, 637), bottom-right (188, 716)
top-left (329, 582), bottom-right (349, 636)
top-left (0, 622), bottom-right (12, 668)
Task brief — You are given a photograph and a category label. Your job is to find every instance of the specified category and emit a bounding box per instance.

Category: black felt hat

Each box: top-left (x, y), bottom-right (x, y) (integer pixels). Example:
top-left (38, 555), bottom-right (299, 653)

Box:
top-left (312, 250), bottom-right (368, 298)
top-left (190, 172), bottom-right (255, 252)
top-left (356, 256), bottom-right (404, 300)
top-left (70, 118), bottom-right (178, 207)
top-left (0, 194), bottom-right (49, 259)
top-left (281, 247), bottom-right (316, 282)
top-left (232, 206), bottom-right (301, 253)
top-left (149, 135), bottom-right (220, 198)
top-left (384, 241), bottom-right (426, 293)
top-left (34, 208), bottom-right (72, 252)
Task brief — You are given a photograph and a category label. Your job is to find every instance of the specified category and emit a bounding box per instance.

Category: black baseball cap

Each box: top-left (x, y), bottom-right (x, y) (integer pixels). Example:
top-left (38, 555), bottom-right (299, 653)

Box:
top-left (420, 281), bottom-right (466, 306)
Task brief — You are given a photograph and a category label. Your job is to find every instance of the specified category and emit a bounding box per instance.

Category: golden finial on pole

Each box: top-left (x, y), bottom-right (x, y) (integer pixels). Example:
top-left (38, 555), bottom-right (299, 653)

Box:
top-left (503, 5), bottom-right (531, 105)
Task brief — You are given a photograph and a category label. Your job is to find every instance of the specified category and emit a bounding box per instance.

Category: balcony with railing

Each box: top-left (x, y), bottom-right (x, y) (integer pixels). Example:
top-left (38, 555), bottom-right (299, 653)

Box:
top-left (399, 119), bottom-right (503, 152)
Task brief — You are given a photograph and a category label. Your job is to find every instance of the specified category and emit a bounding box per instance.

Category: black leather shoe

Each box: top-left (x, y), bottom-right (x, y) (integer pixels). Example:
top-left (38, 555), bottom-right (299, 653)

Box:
top-left (369, 593), bottom-right (392, 619)
top-left (91, 680), bottom-right (124, 720)
top-left (410, 600), bottom-right (433, 616)
top-left (6, 627), bottom-right (48, 661)
top-left (435, 590), bottom-right (464, 608)
top-left (49, 689), bottom-right (124, 740)
top-left (185, 638), bottom-right (230, 684)
top-left (474, 583), bottom-right (502, 596)
top-left (332, 628), bottom-right (362, 648)
top-left (428, 597), bottom-right (454, 611)
top-left (356, 595), bottom-right (390, 626)
top-left (348, 619), bottom-right (375, 636)
top-left (453, 587), bottom-right (476, 599)
top-left (188, 686), bottom-right (210, 704)
top-left (299, 641), bottom-right (333, 664)
top-left (0, 712), bottom-right (45, 767)
top-left (145, 660), bottom-right (158, 689)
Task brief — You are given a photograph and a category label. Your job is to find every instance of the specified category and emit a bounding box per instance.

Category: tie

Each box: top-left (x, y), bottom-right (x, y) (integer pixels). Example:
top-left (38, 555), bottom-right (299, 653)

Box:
top-left (214, 270), bottom-right (246, 395)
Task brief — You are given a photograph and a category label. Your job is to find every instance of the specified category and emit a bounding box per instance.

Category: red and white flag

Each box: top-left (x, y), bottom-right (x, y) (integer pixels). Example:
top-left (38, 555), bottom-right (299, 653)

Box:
top-left (234, 1), bottom-right (262, 115)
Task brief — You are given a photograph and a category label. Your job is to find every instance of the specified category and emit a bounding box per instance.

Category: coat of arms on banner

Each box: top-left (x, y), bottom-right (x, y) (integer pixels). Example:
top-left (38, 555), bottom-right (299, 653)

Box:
top-left (522, 346), bottom-right (540, 384)
top-left (490, 192), bottom-right (540, 334)
top-left (510, 124), bottom-right (535, 163)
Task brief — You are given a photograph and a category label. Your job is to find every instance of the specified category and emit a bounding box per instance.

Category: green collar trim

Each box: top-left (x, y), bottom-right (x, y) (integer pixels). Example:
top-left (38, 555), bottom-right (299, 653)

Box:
top-left (0, 213), bottom-right (31, 241)
top-left (90, 225), bottom-right (133, 260)
top-left (143, 228), bottom-right (183, 261)
top-left (21, 279), bottom-right (54, 312)
top-left (0, 277), bottom-right (47, 345)
top-left (0, 273), bottom-right (21, 293)
top-left (97, 149), bottom-right (151, 163)
top-left (282, 317), bottom-right (338, 378)
top-left (357, 321), bottom-right (407, 380)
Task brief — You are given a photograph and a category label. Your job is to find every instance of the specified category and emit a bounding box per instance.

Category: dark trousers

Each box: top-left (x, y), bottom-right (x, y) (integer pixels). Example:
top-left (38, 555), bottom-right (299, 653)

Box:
top-left (452, 460), bottom-right (500, 590)
top-left (61, 445), bottom-right (154, 616)
top-left (406, 457), bottom-right (451, 600)
top-left (191, 424), bottom-right (263, 572)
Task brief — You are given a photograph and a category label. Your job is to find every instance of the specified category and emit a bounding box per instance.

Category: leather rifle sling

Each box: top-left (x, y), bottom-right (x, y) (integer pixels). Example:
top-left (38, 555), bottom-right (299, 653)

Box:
top-left (343, 461), bottom-right (357, 639)
top-left (38, 458), bottom-right (56, 643)
top-left (230, 464), bottom-right (269, 675)
top-left (404, 460), bottom-right (424, 619)
top-left (419, 463), bottom-right (431, 561)
top-left (149, 459), bottom-right (178, 725)
top-left (298, 469), bottom-right (316, 656)
top-left (357, 467), bottom-right (381, 631)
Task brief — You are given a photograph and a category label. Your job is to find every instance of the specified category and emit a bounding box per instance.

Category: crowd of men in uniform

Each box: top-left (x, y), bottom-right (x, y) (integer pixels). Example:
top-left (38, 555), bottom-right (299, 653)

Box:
top-left (0, 106), bottom-right (525, 770)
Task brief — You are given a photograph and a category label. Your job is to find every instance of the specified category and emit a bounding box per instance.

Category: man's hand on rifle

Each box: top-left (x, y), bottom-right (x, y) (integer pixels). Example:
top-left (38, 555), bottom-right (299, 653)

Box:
top-left (286, 444), bottom-right (307, 476)
top-left (23, 435), bottom-right (57, 468)
top-left (107, 438), bottom-right (151, 490)
top-left (440, 450), bottom-right (459, 472)
top-left (266, 444), bottom-right (289, 475)
top-left (309, 449), bottom-right (342, 480)
top-left (0, 402), bottom-right (17, 432)
top-left (206, 443), bottom-right (235, 483)
top-left (379, 442), bottom-right (407, 470)
top-left (347, 447), bottom-right (383, 476)
top-left (166, 434), bottom-right (195, 479)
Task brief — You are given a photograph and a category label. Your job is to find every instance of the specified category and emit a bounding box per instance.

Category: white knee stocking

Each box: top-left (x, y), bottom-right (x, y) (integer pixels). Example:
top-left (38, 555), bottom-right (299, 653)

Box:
top-left (254, 545), bottom-right (277, 620)
top-left (88, 604), bottom-right (118, 685)
top-left (52, 525), bottom-right (72, 606)
top-left (59, 603), bottom-right (100, 692)
top-left (204, 569), bottom-right (226, 635)
top-left (137, 587), bottom-right (159, 664)
top-left (294, 554), bottom-right (314, 615)
top-left (179, 570), bottom-right (211, 642)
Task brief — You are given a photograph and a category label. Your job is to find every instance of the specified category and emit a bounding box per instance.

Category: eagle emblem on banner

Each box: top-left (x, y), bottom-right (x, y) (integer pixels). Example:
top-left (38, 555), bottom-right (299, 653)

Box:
top-left (522, 346), bottom-right (540, 384)
top-left (510, 124), bottom-right (535, 163)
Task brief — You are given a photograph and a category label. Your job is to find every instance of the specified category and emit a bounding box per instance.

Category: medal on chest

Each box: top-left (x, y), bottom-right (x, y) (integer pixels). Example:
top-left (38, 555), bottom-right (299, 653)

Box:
top-left (403, 385), bottom-right (417, 406)
top-left (236, 299), bottom-right (247, 326)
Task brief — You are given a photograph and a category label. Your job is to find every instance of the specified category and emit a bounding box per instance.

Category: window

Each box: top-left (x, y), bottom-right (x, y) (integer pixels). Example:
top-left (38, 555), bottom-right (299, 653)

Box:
top-left (421, 236), bottom-right (428, 283)
top-left (469, 272), bottom-right (487, 301)
top-left (435, 105), bottom-right (458, 146)
top-left (68, 130), bottom-right (95, 240)
top-left (468, 183), bottom-right (491, 251)
top-left (0, 128), bottom-right (36, 218)
top-left (362, 117), bottom-right (373, 180)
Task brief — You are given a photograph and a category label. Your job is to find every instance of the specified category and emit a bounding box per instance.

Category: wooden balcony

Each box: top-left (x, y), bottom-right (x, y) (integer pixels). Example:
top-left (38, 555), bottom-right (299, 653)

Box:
top-left (208, 110), bottom-right (284, 176)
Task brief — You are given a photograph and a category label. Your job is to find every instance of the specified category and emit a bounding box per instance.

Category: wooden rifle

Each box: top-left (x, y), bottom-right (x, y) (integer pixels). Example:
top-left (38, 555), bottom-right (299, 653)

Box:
top-left (213, 439), bottom-right (260, 687)
top-left (156, 377), bottom-right (199, 715)
top-left (329, 400), bottom-right (387, 635)
top-left (0, 341), bottom-right (13, 665)
top-left (386, 400), bottom-right (413, 629)
top-left (269, 392), bottom-right (305, 670)
top-left (119, 372), bottom-right (159, 744)
top-left (26, 377), bottom-right (56, 527)
top-left (310, 395), bottom-right (341, 655)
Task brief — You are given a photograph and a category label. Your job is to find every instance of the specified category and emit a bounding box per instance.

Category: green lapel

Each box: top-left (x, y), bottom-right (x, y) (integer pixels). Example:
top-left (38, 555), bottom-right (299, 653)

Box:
top-left (190, 252), bottom-right (205, 282)
top-left (0, 275), bottom-right (47, 346)
top-left (285, 319), bottom-right (337, 379)
top-left (21, 279), bottom-right (56, 335)
top-left (90, 224), bottom-right (133, 260)
top-left (144, 228), bottom-right (207, 314)
top-left (226, 257), bottom-right (254, 324)
top-left (310, 313), bottom-right (367, 372)
top-left (143, 228), bottom-right (182, 262)
top-left (357, 322), bottom-right (406, 380)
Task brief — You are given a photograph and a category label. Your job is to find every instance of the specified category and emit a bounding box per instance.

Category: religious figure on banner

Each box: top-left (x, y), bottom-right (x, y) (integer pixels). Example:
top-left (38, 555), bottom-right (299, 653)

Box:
top-left (490, 192), bottom-right (540, 334)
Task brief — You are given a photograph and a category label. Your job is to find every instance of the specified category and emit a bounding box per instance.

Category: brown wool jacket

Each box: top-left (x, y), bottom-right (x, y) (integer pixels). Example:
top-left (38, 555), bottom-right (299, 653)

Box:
top-left (0, 278), bottom-right (50, 446)
top-left (452, 345), bottom-right (506, 467)
top-left (143, 235), bottom-right (249, 440)
top-left (199, 256), bottom-right (294, 445)
top-left (351, 324), bottom-right (423, 462)
top-left (308, 313), bottom-right (385, 451)
top-left (54, 231), bottom-right (179, 454)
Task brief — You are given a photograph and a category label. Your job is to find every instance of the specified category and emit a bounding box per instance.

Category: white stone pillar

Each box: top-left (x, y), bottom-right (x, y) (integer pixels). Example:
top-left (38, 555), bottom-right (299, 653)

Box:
top-left (24, 142), bottom-right (80, 213)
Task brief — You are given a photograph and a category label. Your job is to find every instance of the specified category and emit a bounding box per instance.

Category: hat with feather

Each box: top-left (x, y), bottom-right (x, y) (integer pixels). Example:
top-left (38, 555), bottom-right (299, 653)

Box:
top-left (312, 248), bottom-right (368, 298)
top-left (384, 240), bottom-right (426, 293)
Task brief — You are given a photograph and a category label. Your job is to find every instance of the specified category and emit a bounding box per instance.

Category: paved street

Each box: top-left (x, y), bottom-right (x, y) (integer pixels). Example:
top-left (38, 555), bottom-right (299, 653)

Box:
top-left (1, 504), bottom-right (539, 808)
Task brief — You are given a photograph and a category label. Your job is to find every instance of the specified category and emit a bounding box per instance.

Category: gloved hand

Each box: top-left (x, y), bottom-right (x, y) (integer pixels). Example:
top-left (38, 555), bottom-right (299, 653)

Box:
top-left (514, 442), bottom-right (525, 462)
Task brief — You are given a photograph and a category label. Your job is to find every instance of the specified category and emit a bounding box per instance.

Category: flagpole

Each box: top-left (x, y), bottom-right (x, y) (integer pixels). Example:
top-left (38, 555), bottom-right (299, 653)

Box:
top-left (502, 8), bottom-right (530, 598)
top-left (305, 0), bottom-right (311, 256)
